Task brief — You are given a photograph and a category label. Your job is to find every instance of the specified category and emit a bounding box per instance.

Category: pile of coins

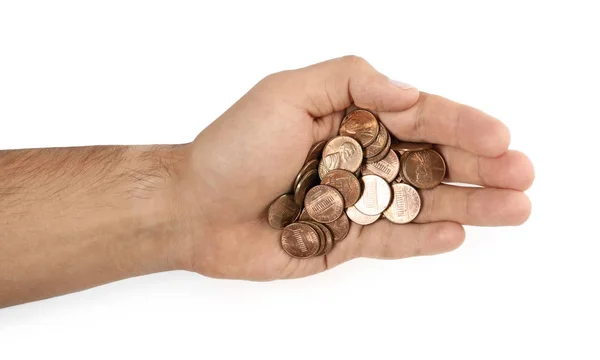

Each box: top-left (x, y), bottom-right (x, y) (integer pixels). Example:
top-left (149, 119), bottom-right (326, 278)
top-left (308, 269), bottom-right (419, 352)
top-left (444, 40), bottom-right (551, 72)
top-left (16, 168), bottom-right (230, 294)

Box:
top-left (268, 108), bottom-right (447, 259)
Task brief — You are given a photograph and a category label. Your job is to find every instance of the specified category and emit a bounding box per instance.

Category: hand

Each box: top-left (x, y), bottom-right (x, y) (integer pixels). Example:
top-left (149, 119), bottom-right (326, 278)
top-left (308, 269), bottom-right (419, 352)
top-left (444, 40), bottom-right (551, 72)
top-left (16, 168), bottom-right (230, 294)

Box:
top-left (171, 56), bottom-right (534, 280)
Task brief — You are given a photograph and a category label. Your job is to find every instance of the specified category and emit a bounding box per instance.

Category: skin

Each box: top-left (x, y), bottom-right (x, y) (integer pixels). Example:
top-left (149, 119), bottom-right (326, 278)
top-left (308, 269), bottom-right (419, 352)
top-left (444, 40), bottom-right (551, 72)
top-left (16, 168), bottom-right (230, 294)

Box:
top-left (0, 56), bottom-right (534, 308)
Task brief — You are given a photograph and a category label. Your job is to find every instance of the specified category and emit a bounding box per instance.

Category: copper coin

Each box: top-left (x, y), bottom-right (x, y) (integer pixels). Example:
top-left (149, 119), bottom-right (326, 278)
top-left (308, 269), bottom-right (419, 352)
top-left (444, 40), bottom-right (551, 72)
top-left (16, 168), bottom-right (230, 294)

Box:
top-left (293, 159), bottom-right (319, 191)
top-left (281, 222), bottom-right (321, 258)
top-left (339, 110), bottom-right (380, 147)
top-left (320, 169), bottom-right (361, 207)
top-left (402, 149), bottom-right (446, 190)
top-left (324, 212), bottom-right (350, 243)
top-left (346, 205), bottom-right (380, 225)
top-left (361, 149), bottom-right (400, 183)
top-left (304, 185), bottom-right (345, 223)
top-left (300, 221), bottom-right (326, 255)
top-left (268, 194), bottom-right (301, 229)
top-left (343, 104), bottom-right (360, 118)
top-left (365, 123), bottom-right (389, 158)
top-left (294, 168), bottom-right (320, 206)
top-left (365, 132), bottom-right (391, 164)
top-left (299, 208), bottom-right (313, 221)
top-left (312, 222), bottom-right (334, 255)
top-left (391, 141), bottom-right (432, 153)
top-left (354, 175), bottom-right (392, 216)
top-left (322, 136), bottom-right (363, 174)
top-left (305, 140), bottom-right (327, 163)
top-left (383, 183), bottom-right (421, 224)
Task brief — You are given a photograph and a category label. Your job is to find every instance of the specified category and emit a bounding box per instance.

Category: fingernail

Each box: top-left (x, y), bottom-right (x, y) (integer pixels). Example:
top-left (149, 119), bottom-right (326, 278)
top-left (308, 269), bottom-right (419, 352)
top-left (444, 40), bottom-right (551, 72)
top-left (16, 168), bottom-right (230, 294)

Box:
top-left (388, 78), bottom-right (414, 89)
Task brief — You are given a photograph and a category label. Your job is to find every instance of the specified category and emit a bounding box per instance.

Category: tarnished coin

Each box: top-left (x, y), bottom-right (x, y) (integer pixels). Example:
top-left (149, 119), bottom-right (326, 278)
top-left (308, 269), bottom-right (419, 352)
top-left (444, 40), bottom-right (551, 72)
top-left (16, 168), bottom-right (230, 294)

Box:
top-left (281, 222), bottom-right (321, 258)
top-left (268, 194), bottom-right (301, 229)
top-left (383, 183), bottom-right (421, 224)
top-left (299, 208), bottom-right (313, 221)
top-left (304, 185), bottom-right (345, 223)
top-left (365, 132), bottom-right (392, 164)
top-left (320, 169), bottom-right (361, 207)
top-left (322, 136), bottom-right (363, 174)
top-left (324, 212), bottom-right (350, 243)
top-left (340, 110), bottom-right (380, 147)
top-left (305, 140), bottom-right (327, 163)
top-left (361, 149), bottom-right (400, 183)
top-left (294, 168), bottom-right (320, 206)
top-left (391, 141), bottom-right (432, 153)
top-left (346, 205), bottom-right (380, 225)
top-left (402, 149), bottom-right (446, 190)
top-left (354, 175), bottom-right (392, 216)
top-left (365, 123), bottom-right (389, 158)
top-left (313, 222), bottom-right (334, 255)
top-left (293, 159), bottom-right (319, 191)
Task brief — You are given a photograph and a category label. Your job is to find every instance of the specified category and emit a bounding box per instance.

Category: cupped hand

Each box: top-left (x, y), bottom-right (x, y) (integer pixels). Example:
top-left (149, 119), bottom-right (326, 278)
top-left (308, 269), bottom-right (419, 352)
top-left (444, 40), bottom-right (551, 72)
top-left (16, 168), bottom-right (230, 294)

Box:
top-left (172, 56), bottom-right (534, 280)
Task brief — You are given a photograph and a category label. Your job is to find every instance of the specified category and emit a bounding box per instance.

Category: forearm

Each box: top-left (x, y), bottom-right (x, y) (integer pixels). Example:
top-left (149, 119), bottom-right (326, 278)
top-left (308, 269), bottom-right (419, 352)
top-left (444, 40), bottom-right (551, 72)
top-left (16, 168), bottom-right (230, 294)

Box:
top-left (0, 145), bottom-right (185, 307)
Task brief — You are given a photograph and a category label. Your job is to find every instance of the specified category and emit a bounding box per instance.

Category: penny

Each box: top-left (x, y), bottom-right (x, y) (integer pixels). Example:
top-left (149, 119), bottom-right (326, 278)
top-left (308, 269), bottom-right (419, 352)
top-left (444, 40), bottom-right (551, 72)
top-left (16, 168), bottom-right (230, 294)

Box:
top-left (294, 168), bottom-right (320, 206)
top-left (346, 205), bottom-right (380, 225)
top-left (339, 110), bottom-right (380, 147)
top-left (365, 124), bottom-right (389, 158)
top-left (293, 159), bottom-right (319, 191)
top-left (281, 222), bottom-right (321, 258)
top-left (324, 212), bottom-right (350, 243)
top-left (304, 185), bottom-right (345, 223)
top-left (391, 141), bottom-right (432, 153)
top-left (305, 140), bottom-right (327, 163)
top-left (365, 132), bottom-right (391, 164)
top-left (361, 149), bottom-right (400, 183)
top-left (268, 194), bottom-right (301, 229)
top-left (402, 149), bottom-right (446, 190)
top-left (322, 136), bottom-right (363, 174)
top-left (343, 104), bottom-right (360, 118)
top-left (299, 208), bottom-right (313, 221)
top-left (300, 221), bottom-right (326, 256)
top-left (354, 175), bottom-right (392, 216)
top-left (313, 222), bottom-right (334, 255)
top-left (320, 169), bottom-right (361, 207)
top-left (383, 183), bottom-right (421, 224)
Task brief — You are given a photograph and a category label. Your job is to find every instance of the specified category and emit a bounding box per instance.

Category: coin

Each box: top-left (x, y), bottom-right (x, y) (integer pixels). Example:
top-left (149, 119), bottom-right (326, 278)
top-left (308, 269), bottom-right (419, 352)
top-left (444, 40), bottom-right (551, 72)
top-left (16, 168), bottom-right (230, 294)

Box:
top-left (300, 221), bottom-right (326, 255)
top-left (343, 104), bottom-right (360, 118)
top-left (365, 132), bottom-right (391, 164)
top-left (294, 168), bottom-right (320, 206)
top-left (304, 185), bottom-right (345, 223)
top-left (361, 149), bottom-right (400, 183)
top-left (281, 222), bottom-right (321, 258)
top-left (322, 136), bottom-right (363, 174)
top-left (339, 110), bottom-right (380, 147)
top-left (313, 222), bottom-right (334, 255)
top-left (346, 205), bottom-right (380, 225)
top-left (320, 169), bottom-right (361, 207)
top-left (365, 124), bottom-right (389, 158)
top-left (354, 175), bottom-right (392, 216)
top-left (299, 208), bottom-right (313, 221)
top-left (402, 149), bottom-right (446, 190)
top-left (383, 183), bottom-right (421, 224)
top-left (293, 159), bottom-right (319, 191)
top-left (268, 194), bottom-right (301, 229)
top-left (391, 141), bottom-right (432, 153)
top-left (323, 212), bottom-right (350, 243)
top-left (305, 140), bottom-right (327, 163)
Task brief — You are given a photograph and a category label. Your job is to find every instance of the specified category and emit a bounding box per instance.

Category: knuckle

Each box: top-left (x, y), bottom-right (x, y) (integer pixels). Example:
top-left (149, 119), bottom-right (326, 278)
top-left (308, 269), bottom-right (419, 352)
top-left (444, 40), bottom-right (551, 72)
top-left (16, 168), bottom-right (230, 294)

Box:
top-left (340, 54), bottom-right (368, 68)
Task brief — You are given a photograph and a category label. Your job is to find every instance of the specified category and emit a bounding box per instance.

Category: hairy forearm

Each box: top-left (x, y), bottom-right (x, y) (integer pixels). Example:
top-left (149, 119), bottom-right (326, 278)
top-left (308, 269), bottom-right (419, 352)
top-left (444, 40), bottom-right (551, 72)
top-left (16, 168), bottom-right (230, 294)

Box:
top-left (0, 145), bottom-right (185, 307)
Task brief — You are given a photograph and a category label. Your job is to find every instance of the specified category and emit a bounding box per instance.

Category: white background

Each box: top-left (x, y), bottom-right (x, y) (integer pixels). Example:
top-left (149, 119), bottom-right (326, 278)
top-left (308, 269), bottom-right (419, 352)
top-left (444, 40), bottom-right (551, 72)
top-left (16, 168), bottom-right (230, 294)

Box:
top-left (1, 1), bottom-right (599, 359)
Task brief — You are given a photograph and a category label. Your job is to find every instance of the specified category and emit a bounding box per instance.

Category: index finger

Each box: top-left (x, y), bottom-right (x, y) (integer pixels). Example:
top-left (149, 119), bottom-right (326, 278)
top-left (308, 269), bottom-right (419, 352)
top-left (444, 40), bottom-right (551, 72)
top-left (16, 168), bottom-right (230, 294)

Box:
top-left (378, 93), bottom-right (511, 157)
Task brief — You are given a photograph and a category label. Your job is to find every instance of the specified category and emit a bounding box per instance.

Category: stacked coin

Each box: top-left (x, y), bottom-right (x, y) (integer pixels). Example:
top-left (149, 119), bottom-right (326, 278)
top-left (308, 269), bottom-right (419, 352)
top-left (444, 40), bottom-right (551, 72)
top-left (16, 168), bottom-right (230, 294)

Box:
top-left (268, 108), bottom-right (447, 259)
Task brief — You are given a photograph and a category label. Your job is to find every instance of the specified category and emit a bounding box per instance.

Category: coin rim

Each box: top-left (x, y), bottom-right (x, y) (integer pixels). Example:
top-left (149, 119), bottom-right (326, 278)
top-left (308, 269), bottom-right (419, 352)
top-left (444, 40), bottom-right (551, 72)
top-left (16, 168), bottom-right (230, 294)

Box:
top-left (382, 183), bottom-right (422, 224)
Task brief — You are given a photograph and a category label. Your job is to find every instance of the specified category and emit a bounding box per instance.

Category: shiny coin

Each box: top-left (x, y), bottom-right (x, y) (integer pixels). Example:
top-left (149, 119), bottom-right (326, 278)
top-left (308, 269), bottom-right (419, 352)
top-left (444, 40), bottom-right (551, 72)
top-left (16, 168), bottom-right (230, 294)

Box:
top-left (294, 168), bottom-right (320, 206)
top-left (391, 141), bottom-right (432, 153)
top-left (402, 149), bottom-right (446, 190)
top-left (305, 140), bottom-right (327, 163)
top-left (361, 149), bottom-right (400, 183)
top-left (293, 159), bottom-right (319, 191)
top-left (365, 123), bottom-right (389, 158)
top-left (304, 185), bottom-right (345, 223)
top-left (365, 132), bottom-right (391, 164)
top-left (281, 222), bottom-right (321, 258)
top-left (383, 183), bottom-right (421, 224)
top-left (322, 136), bottom-right (363, 174)
top-left (346, 205), bottom-right (380, 225)
top-left (323, 212), bottom-right (350, 243)
top-left (268, 194), bottom-right (301, 229)
top-left (354, 175), bottom-right (392, 216)
top-left (320, 169), bottom-right (362, 207)
top-left (340, 110), bottom-right (380, 147)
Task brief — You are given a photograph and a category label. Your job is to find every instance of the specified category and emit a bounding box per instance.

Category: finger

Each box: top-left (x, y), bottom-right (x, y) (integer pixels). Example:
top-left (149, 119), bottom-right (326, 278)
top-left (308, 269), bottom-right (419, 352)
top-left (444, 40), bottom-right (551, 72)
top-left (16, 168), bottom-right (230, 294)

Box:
top-left (379, 93), bottom-right (510, 157)
top-left (438, 146), bottom-right (535, 191)
top-left (415, 185), bottom-right (532, 226)
top-left (262, 55), bottom-right (420, 117)
top-left (328, 221), bottom-right (465, 263)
